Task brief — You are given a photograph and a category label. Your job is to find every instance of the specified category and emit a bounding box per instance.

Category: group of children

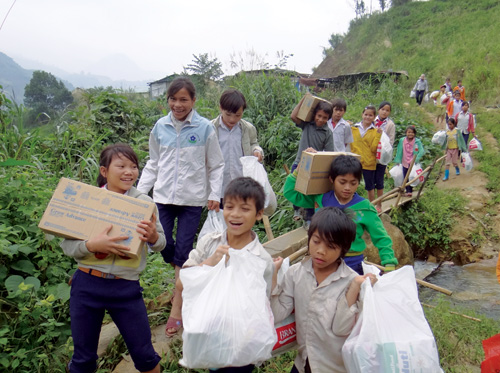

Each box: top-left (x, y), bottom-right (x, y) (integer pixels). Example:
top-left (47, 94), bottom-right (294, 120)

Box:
top-left (62, 74), bottom-right (479, 372)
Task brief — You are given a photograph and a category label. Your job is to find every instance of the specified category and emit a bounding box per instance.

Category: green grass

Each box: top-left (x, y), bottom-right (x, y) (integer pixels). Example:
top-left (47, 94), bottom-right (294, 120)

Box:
top-left (316, 0), bottom-right (500, 105)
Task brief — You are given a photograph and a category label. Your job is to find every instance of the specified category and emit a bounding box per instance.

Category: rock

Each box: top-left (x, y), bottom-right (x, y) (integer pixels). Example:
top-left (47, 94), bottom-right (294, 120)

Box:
top-left (427, 255), bottom-right (437, 263)
top-left (363, 213), bottom-right (414, 267)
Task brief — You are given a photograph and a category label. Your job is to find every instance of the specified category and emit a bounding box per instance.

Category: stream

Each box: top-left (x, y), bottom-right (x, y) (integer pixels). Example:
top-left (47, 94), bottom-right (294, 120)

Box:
top-left (415, 258), bottom-right (500, 319)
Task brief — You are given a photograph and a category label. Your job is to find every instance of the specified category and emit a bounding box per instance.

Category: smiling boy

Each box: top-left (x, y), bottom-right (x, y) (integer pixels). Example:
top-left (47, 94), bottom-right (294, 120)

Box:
top-left (165, 177), bottom-right (274, 349)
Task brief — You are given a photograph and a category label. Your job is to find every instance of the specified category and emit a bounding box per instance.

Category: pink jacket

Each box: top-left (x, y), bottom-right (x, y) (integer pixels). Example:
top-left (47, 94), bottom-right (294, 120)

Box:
top-left (454, 112), bottom-right (475, 134)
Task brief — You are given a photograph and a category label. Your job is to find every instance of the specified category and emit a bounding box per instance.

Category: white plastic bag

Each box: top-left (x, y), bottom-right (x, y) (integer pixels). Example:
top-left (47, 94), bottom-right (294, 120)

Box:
top-left (376, 132), bottom-right (393, 165)
top-left (461, 152), bottom-right (473, 171)
top-left (468, 137), bottom-right (483, 151)
top-left (432, 130), bottom-right (447, 146)
top-left (180, 249), bottom-right (276, 368)
top-left (389, 164), bottom-right (404, 187)
top-left (423, 93), bottom-right (430, 103)
top-left (342, 266), bottom-right (443, 373)
top-left (240, 156), bottom-right (277, 216)
top-left (410, 90), bottom-right (416, 98)
top-left (198, 209), bottom-right (227, 240)
top-left (409, 163), bottom-right (425, 187)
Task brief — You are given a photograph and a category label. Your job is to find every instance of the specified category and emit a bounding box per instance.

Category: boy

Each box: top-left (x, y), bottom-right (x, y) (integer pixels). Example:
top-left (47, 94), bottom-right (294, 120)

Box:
top-left (165, 178), bottom-right (274, 350)
top-left (290, 98), bottom-right (334, 227)
top-left (453, 80), bottom-right (466, 101)
top-left (447, 90), bottom-right (463, 120)
top-left (283, 155), bottom-right (398, 275)
top-left (211, 89), bottom-right (263, 200)
top-left (327, 98), bottom-right (354, 152)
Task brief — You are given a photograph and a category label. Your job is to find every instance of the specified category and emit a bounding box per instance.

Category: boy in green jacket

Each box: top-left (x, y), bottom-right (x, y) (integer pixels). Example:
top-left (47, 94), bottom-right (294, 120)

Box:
top-left (284, 155), bottom-right (398, 274)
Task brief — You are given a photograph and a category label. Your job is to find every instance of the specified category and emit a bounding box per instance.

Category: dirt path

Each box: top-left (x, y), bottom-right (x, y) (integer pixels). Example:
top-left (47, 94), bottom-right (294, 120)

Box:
top-left (424, 109), bottom-right (499, 262)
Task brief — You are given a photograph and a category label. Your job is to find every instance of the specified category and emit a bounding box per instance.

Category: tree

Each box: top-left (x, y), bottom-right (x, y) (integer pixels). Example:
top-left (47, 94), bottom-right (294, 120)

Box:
top-left (322, 33), bottom-right (345, 57)
top-left (184, 53), bottom-right (223, 82)
top-left (24, 70), bottom-right (73, 123)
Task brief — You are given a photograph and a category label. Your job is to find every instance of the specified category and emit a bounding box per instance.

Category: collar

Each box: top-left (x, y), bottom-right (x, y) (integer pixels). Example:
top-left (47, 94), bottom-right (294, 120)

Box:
top-left (219, 115), bottom-right (240, 131)
top-left (102, 184), bottom-right (130, 196)
top-left (301, 257), bottom-right (354, 287)
top-left (222, 230), bottom-right (261, 256)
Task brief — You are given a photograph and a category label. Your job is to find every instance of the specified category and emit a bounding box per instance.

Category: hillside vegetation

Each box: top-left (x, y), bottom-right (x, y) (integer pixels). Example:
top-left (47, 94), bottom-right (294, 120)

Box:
top-left (314, 0), bottom-right (500, 104)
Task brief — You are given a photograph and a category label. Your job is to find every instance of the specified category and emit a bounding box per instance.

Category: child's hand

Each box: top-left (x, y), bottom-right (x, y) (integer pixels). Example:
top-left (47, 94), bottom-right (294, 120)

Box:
top-left (353, 273), bottom-right (378, 287)
top-left (207, 200), bottom-right (220, 212)
top-left (137, 213), bottom-right (159, 244)
top-left (305, 147), bottom-right (317, 153)
top-left (253, 150), bottom-right (263, 162)
top-left (86, 225), bottom-right (131, 257)
top-left (273, 256), bottom-right (284, 271)
top-left (377, 127), bottom-right (383, 134)
top-left (205, 244), bottom-right (230, 266)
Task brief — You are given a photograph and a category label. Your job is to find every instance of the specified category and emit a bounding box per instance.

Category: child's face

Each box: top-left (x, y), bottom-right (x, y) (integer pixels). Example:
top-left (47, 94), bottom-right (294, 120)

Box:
top-left (220, 106), bottom-right (244, 129)
top-left (314, 110), bottom-right (329, 127)
top-left (331, 107), bottom-right (345, 123)
top-left (454, 93), bottom-right (461, 100)
top-left (406, 129), bottom-right (416, 140)
top-left (168, 88), bottom-right (196, 121)
top-left (462, 103), bottom-right (469, 112)
top-left (223, 196), bottom-right (263, 238)
top-left (378, 105), bottom-right (391, 120)
top-left (362, 109), bottom-right (376, 125)
top-left (100, 153), bottom-right (138, 194)
top-left (309, 230), bottom-right (342, 271)
top-left (448, 121), bottom-right (456, 130)
top-left (330, 173), bottom-right (359, 204)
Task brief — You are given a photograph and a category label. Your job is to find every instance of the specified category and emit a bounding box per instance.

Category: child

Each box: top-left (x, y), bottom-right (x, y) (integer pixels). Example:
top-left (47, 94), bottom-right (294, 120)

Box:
top-left (271, 207), bottom-right (378, 373)
top-left (373, 101), bottom-right (396, 212)
top-left (327, 98), bottom-right (354, 152)
top-left (453, 80), bottom-right (466, 101)
top-left (446, 90), bottom-right (463, 121)
top-left (167, 177), bottom-right (274, 371)
top-left (393, 125), bottom-right (425, 197)
top-left (290, 99), bottom-right (334, 227)
top-left (350, 105), bottom-right (383, 209)
top-left (283, 155), bottom-right (398, 275)
top-left (434, 84), bottom-right (448, 125)
top-left (60, 144), bottom-right (166, 373)
top-left (137, 77), bottom-right (225, 296)
top-left (455, 101), bottom-right (476, 145)
top-left (442, 117), bottom-right (467, 181)
top-left (211, 89), bottom-right (264, 201)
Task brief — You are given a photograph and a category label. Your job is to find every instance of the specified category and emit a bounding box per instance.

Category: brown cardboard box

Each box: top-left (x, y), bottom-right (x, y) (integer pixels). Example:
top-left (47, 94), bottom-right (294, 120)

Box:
top-left (296, 93), bottom-right (331, 122)
top-left (38, 177), bottom-right (155, 258)
top-left (295, 152), bottom-right (361, 195)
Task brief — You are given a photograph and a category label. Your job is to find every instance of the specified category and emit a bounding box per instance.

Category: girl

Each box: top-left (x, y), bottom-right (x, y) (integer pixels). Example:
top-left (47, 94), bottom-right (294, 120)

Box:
top-left (373, 101), bottom-right (396, 212)
top-left (442, 118), bottom-right (467, 181)
top-left (61, 144), bottom-right (166, 373)
top-left (350, 105), bottom-right (383, 210)
top-left (393, 125), bottom-right (425, 197)
top-left (435, 84), bottom-right (448, 125)
top-left (271, 207), bottom-right (377, 373)
top-left (290, 99), bottom-right (334, 228)
top-left (455, 101), bottom-right (476, 145)
top-left (137, 77), bottom-right (225, 335)
top-left (284, 155), bottom-right (397, 275)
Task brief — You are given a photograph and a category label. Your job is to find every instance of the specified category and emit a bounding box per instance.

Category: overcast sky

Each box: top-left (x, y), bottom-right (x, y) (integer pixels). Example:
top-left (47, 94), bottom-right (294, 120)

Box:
top-left (0, 0), bottom-right (363, 81)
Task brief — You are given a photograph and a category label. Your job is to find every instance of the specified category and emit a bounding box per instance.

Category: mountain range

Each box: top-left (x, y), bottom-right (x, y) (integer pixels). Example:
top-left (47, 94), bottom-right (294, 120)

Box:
top-left (0, 51), bottom-right (155, 104)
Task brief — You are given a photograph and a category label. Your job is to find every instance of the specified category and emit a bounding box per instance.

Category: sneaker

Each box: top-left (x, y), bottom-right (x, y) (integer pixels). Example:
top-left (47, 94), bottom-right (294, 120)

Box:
top-left (293, 210), bottom-right (302, 221)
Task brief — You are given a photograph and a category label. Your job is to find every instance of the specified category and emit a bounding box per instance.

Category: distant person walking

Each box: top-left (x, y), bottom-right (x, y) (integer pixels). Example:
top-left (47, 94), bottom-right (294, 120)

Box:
top-left (413, 74), bottom-right (429, 106)
top-left (453, 80), bottom-right (466, 101)
top-left (444, 78), bottom-right (453, 94)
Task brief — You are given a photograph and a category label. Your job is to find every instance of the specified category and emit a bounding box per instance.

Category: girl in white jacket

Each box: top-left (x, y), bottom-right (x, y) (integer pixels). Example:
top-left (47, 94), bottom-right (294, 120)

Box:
top-left (137, 77), bottom-right (224, 336)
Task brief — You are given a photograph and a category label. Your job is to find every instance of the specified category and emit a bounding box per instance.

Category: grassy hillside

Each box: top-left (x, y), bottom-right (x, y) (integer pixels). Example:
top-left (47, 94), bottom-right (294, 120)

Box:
top-left (313, 0), bottom-right (500, 104)
top-left (0, 52), bottom-right (32, 103)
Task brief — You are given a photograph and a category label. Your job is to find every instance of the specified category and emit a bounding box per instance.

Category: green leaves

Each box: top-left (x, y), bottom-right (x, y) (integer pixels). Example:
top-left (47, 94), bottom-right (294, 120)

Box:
top-left (4, 274), bottom-right (41, 294)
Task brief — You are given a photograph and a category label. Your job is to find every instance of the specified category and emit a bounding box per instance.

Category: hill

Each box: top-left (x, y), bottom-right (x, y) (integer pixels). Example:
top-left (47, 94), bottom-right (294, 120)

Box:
top-left (0, 52), bottom-right (33, 103)
top-left (313, 0), bottom-right (500, 104)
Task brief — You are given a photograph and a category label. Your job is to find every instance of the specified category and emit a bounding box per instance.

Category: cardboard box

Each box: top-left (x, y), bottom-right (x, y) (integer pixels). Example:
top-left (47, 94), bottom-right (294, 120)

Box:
top-left (296, 93), bottom-right (332, 122)
top-left (295, 152), bottom-right (361, 195)
top-left (38, 177), bottom-right (155, 258)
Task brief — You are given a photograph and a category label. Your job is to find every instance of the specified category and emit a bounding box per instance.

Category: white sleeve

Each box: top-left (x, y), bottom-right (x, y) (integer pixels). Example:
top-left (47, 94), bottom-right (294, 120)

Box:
top-left (137, 129), bottom-right (159, 194)
top-left (205, 132), bottom-right (225, 201)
